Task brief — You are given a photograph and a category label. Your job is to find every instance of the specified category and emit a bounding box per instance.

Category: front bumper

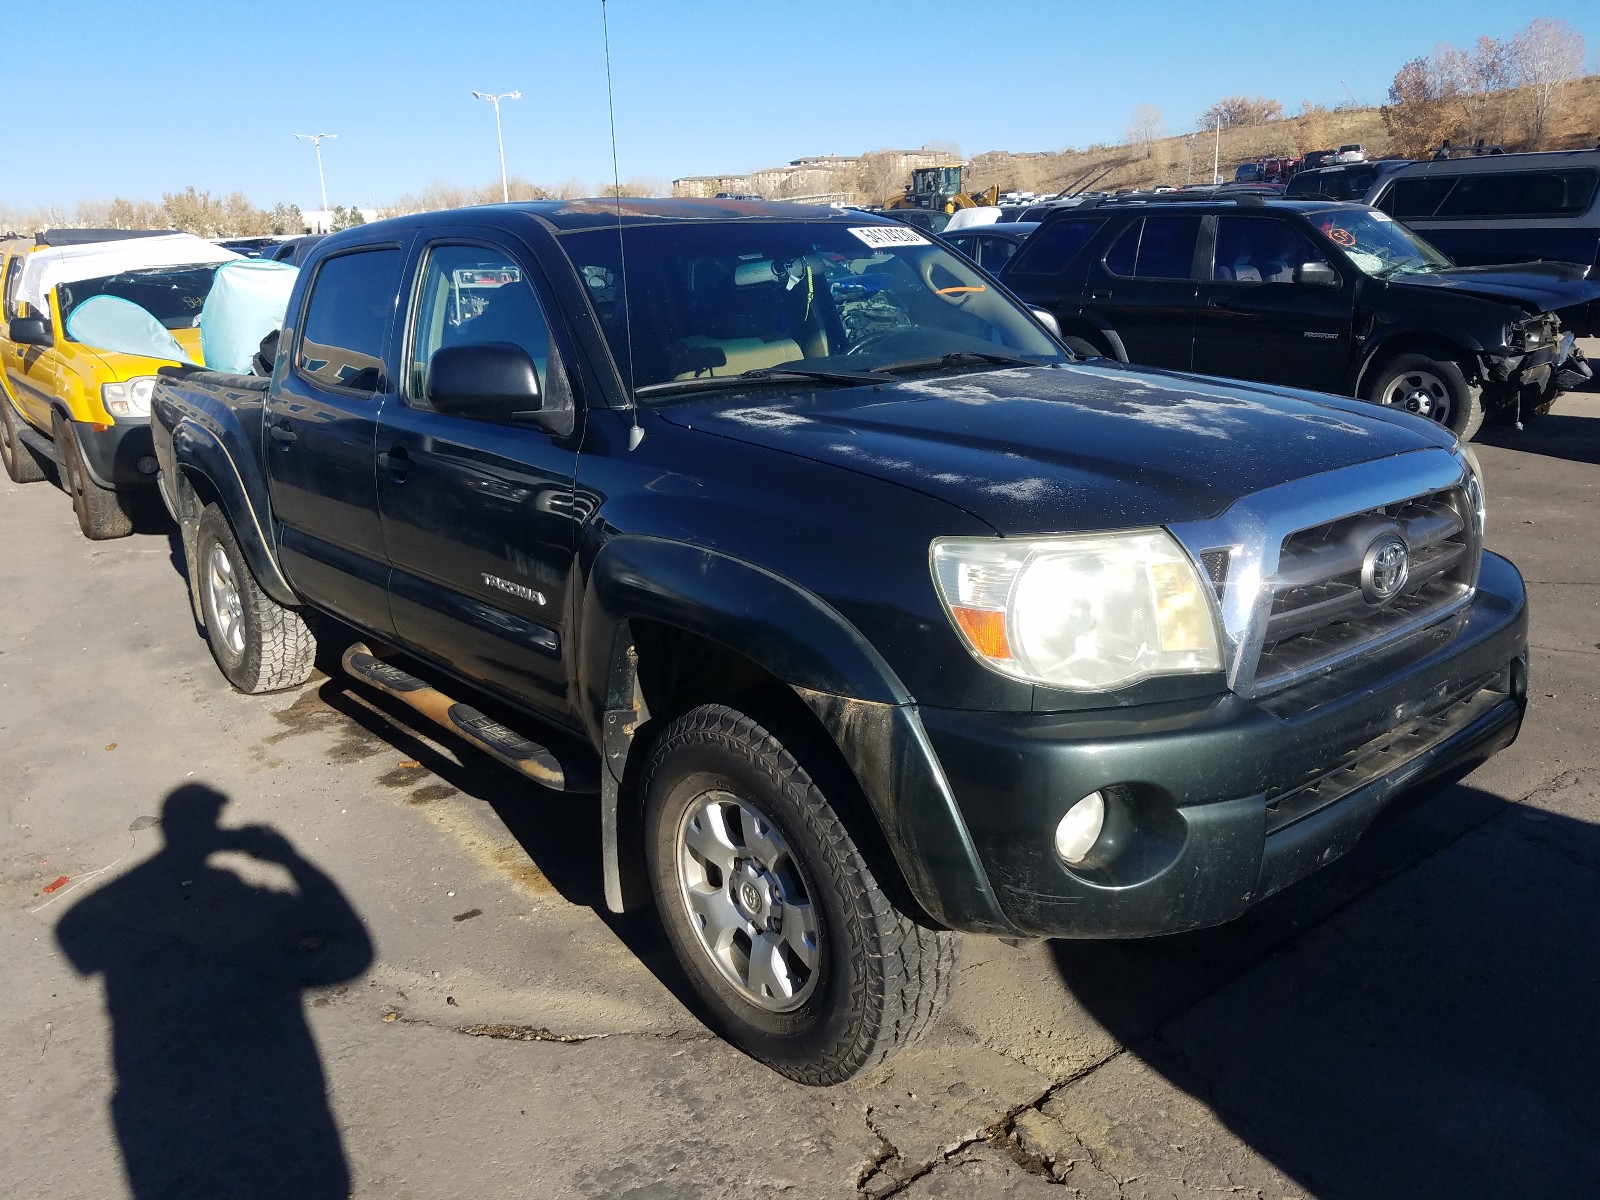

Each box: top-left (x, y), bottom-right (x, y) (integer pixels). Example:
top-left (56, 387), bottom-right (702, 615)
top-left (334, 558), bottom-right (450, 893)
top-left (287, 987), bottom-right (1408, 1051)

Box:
top-left (71, 418), bottom-right (159, 489)
top-left (916, 551), bottom-right (1527, 938)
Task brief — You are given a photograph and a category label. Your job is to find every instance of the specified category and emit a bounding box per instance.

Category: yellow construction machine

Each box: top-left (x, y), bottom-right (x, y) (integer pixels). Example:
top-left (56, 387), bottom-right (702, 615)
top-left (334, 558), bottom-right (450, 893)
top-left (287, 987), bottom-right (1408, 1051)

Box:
top-left (884, 165), bottom-right (1000, 214)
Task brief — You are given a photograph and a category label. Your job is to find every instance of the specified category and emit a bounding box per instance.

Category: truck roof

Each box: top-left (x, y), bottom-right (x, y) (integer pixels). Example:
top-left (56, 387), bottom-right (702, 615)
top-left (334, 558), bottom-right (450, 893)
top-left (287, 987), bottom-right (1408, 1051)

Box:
top-left (355, 197), bottom-right (893, 237)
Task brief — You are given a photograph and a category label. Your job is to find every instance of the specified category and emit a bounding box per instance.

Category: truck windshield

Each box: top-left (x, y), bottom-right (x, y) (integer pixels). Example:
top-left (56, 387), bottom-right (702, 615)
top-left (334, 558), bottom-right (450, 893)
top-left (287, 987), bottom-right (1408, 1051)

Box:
top-left (559, 220), bottom-right (1064, 397)
top-left (1308, 209), bottom-right (1453, 278)
top-left (56, 265), bottom-right (222, 334)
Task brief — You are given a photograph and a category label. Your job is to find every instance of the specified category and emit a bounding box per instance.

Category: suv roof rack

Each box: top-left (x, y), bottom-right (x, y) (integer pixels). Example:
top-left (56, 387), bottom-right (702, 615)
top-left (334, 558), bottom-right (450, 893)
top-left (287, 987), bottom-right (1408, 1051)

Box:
top-left (1075, 192), bottom-right (1273, 210)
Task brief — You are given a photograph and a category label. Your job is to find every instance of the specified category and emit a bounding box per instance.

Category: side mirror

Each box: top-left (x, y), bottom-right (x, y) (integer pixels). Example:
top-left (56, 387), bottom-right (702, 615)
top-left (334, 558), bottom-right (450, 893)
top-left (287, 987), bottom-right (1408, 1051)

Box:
top-left (1029, 306), bottom-right (1062, 337)
top-left (1295, 261), bottom-right (1340, 287)
top-left (8, 316), bottom-right (51, 346)
top-left (426, 342), bottom-right (541, 421)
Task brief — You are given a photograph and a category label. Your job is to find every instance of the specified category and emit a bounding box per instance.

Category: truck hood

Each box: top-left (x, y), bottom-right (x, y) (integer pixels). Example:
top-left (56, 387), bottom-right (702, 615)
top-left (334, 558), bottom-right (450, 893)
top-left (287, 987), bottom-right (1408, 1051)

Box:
top-left (1387, 261), bottom-right (1600, 315)
top-left (657, 362), bottom-right (1450, 535)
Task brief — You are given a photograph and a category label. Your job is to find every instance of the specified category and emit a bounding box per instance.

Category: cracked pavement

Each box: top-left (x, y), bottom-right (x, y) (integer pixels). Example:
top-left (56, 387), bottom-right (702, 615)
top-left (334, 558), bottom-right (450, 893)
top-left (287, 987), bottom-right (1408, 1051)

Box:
top-left (2, 393), bottom-right (1597, 1198)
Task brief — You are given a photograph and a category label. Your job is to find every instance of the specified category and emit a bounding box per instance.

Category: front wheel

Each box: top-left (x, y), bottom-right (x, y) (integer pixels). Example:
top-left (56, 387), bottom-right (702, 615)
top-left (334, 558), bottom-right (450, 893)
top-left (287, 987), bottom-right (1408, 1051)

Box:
top-left (57, 419), bottom-right (135, 539)
top-left (642, 704), bottom-right (957, 1085)
top-left (195, 504), bottom-right (316, 693)
top-left (1364, 353), bottom-right (1484, 441)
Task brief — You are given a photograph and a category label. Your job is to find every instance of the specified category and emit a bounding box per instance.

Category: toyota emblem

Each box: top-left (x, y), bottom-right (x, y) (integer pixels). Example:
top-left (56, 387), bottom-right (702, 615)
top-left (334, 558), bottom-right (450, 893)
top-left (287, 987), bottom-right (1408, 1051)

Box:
top-left (1361, 535), bottom-right (1409, 604)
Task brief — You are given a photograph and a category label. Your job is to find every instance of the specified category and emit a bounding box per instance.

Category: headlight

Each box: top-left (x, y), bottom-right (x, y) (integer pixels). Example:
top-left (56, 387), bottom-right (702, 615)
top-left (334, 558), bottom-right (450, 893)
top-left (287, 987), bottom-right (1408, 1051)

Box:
top-left (931, 530), bottom-right (1223, 691)
top-left (101, 376), bottom-right (156, 419)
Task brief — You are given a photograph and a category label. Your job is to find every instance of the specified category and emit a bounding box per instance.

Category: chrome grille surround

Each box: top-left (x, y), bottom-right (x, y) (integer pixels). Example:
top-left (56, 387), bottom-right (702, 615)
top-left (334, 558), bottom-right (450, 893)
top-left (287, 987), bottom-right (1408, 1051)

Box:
top-left (1168, 447), bottom-right (1481, 700)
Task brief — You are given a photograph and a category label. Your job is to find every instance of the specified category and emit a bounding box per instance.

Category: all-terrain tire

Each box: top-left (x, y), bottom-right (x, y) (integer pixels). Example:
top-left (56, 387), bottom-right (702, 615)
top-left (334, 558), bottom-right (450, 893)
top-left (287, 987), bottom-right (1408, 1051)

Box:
top-left (642, 703), bottom-right (958, 1085)
top-left (195, 503), bottom-right (315, 693)
top-left (56, 417), bottom-right (135, 539)
top-left (0, 397), bottom-right (45, 483)
top-left (1364, 352), bottom-right (1485, 442)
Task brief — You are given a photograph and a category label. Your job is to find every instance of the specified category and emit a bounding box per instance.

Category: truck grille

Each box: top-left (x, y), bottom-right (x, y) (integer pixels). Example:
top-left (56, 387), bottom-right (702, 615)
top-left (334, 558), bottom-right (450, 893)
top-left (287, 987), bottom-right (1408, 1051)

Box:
top-left (1252, 487), bottom-right (1477, 692)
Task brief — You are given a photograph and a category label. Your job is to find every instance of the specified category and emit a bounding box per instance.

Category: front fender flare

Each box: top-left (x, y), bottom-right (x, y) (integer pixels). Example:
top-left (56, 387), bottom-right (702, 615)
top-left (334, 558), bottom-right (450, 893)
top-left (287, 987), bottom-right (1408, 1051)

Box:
top-left (580, 536), bottom-right (1012, 933)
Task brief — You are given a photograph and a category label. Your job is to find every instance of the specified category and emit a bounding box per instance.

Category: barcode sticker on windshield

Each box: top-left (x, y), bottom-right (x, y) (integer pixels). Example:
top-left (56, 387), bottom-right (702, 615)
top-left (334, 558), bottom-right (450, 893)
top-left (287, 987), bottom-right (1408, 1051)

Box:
top-left (1370, 211), bottom-right (1392, 221)
top-left (848, 226), bottom-right (930, 249)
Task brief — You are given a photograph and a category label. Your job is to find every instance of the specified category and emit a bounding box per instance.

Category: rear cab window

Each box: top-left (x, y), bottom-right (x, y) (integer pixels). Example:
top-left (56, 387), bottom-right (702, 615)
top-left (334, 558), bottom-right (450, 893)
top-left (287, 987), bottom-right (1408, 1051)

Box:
top-left (1005, 218), bottom-right (1104, 276)
top-left (295, 247), bottom-right (405, 395)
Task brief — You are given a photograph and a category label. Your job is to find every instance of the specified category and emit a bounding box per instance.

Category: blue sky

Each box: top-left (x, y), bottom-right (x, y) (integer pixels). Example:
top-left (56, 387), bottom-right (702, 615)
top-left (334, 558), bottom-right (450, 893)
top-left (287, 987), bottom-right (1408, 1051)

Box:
top-left (18, 0), bottom-right (1600, 211)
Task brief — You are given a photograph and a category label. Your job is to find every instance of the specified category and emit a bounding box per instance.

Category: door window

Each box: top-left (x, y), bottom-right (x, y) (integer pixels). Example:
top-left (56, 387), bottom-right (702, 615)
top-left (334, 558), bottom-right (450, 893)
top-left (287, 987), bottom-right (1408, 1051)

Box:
top-left (295, 247), bottom-right (405, 395)
top-left (408, 244), bottom-right (554, 412)
top-left (1006, 218), bottom-right (1104, 276)
top-left (3, 254), bottom-right (24, 320)
top-left (1211, 218), bottom-right (1328, 283)
top-left (1103, 215), bottom-right (1201, 279)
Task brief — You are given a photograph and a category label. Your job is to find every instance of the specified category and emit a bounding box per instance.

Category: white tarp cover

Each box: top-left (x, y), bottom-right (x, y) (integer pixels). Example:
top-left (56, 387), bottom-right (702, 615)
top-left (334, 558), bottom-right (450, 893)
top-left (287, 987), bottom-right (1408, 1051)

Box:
top-left (199, 259), bottom-right (299, 374)
top-left (19, 234), bottom-right (240, 316)
top-left (942, 206), bottom-right (1003, 232)
top-left (63, 295), bottom-right (196, 364)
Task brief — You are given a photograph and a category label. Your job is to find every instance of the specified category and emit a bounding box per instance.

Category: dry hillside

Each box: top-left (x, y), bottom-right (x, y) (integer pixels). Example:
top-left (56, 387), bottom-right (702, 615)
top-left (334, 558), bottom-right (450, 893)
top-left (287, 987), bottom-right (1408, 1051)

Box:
top-left (965, 75), bottom-right (1599, 196)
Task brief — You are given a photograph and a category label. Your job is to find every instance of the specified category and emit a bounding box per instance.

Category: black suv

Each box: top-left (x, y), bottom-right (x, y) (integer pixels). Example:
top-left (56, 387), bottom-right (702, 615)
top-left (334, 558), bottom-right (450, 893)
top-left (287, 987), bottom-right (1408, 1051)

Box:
top-left (999, 196), bottom-right (1599, 439)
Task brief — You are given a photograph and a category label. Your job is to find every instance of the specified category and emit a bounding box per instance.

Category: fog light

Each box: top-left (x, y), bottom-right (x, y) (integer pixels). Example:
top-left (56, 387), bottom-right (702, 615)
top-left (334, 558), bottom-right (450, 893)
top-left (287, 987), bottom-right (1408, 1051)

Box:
top-left (1055, 791), bottom-right (1106, 865)
top-left (136, 456), bottom-right (159, 475)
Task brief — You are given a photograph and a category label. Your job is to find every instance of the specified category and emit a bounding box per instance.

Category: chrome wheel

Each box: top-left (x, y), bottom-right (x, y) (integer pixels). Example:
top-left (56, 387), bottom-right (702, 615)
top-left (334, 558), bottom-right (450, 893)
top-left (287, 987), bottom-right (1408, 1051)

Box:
top-left (675, 789), bottom-right (820, 1012)
top-left (1377, 368), bottom-right (1454, 427)
top-left (204, 544), bottom-right (247, 657)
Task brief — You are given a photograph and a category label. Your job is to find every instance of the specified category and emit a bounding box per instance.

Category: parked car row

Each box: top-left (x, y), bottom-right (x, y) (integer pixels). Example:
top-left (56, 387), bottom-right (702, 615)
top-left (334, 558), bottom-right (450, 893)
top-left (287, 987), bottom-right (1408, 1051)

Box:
top-left (4, 197), bottom-right (1534, 1088)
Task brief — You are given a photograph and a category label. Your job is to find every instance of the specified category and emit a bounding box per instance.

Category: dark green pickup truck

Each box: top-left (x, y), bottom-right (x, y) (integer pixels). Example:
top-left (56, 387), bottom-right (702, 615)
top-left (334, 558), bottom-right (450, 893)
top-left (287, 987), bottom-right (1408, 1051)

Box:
top-left (150, 199), bottom-right (1527, 1083)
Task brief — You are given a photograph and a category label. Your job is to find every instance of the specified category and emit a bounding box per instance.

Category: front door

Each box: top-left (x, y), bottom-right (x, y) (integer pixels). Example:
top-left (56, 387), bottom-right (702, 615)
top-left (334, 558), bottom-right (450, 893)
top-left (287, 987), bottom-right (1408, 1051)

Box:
top-left (377, 238), bottom-right (582, 719)
top-left (1190, 215), bottom-right (1354, 390)
top-left (1098, 213), bottom-right (1203, 370)
top-left (267, 242), bottom-right (408, 636)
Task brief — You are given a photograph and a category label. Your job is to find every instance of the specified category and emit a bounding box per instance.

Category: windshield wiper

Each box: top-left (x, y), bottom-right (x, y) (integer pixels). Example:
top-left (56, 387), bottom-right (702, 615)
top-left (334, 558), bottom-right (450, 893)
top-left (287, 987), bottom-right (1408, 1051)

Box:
top-left (870, 350), bottom-right (1044, 376)
top-left (635, 365), bottom-right (883, 398)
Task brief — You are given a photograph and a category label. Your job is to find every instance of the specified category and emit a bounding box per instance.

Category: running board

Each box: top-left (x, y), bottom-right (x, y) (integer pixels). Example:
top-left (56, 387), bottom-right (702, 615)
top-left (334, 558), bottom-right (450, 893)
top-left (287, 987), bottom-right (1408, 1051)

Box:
top-left (16, 423), bottom-right (61, 465)
top-left (340, 642), bottom-right (597, 793)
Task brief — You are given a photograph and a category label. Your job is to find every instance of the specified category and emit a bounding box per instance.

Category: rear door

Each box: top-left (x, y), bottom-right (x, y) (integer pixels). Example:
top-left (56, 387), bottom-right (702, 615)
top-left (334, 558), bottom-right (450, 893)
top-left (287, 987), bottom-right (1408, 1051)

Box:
top-left (1190, 215), bottom-right (1354, 390)
top-left (376, 234), bottom-right (583, 718)
top-left (2, 252), bottom-right (57, 429)
top-left (267, 241), bottom-right (408, 635)
top-left (1097, 213), bottom-right (1203, 369)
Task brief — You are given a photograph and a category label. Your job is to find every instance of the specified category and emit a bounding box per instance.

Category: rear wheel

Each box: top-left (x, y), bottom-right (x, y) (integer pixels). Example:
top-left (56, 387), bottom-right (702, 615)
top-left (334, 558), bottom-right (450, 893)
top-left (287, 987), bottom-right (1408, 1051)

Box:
top-left (0, 398), bottom-right (45, 483)
top-left (195, 503), bottom-right (315, 693)
top-left (1061, 335), bottom-right (1103, 360)
top-left (642, 703), bottom-right (957, 1085)
top-left (1364, 353), bottom-right (1484, 441)
top-left (56, 417), bottom-right (135, 539)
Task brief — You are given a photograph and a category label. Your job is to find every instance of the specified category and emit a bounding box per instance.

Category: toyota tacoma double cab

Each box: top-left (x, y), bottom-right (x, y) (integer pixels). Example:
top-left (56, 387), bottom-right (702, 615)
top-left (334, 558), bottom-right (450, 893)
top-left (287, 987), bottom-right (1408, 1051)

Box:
top-left (150, 199), bottom-right (1528, 1084)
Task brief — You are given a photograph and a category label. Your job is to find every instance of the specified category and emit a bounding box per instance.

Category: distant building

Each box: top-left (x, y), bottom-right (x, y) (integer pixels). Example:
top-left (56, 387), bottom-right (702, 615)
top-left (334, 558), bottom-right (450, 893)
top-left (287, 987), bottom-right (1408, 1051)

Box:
top-left (672, 149), bottom-right (957, 202)
top-left (302, 207), bottom-right (380, 235)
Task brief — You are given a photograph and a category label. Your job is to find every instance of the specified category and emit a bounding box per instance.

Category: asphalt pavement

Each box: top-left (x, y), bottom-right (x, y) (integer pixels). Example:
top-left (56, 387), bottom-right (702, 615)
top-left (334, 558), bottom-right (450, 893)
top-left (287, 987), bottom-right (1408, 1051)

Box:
top-left (2, 394), bottom-right (1597, 1199)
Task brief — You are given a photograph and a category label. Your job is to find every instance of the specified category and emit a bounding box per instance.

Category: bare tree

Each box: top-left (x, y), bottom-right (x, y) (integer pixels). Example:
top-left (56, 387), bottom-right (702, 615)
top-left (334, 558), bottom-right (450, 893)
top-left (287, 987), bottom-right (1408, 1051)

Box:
top-left (1510, 17), bottom-right (1585, 143)
top-left (1196, 96), bottom-right (1284, 131)
top-left (1125, 104), bottom-right (1164, 152)
top-left (853, 150), bottom-right (909, 204)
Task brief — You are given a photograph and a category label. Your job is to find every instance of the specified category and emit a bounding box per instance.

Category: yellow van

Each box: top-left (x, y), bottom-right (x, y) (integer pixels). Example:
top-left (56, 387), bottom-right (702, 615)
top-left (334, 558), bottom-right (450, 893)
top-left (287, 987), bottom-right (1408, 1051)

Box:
top-left (0, 231), bottom-right (234, 538)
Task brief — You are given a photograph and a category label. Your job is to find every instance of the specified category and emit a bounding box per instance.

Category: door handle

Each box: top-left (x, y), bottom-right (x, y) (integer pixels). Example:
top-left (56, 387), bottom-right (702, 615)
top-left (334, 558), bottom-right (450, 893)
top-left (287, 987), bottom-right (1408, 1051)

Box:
top-left (1089, 291), bottom-right (1112, 302)
top-left (377, 446), bottom-right (412, 478)
top-left (269, 420), bottom-right (297, 444)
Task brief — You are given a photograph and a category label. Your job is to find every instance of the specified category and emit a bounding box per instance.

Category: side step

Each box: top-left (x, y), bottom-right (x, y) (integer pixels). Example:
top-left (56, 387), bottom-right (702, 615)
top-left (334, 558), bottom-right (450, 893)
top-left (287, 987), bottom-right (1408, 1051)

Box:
top-left (16, 422), bottom-right (61, 465)
top-left (340, 642), bottom-right (598, 793)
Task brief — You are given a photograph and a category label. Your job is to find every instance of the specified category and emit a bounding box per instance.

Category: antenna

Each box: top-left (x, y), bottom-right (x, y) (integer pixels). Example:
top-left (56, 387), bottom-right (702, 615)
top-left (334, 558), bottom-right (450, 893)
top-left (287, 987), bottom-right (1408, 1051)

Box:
top-left (600, 0), bottom-right (643, 452)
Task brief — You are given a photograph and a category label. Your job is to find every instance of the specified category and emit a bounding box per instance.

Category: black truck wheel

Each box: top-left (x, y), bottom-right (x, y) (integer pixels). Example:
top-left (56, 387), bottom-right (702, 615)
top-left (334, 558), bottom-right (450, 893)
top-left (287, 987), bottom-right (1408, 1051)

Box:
top-left (57, 418), bottom-right (135, 539)
top-left (1365, 353), bottom-right (1485, 442)
top-left (0, 399), bottom-right (45, 483)
top-left (195, 503), bottom-right (315, 694)
top-left (642, 703), bottom-right (957, 1085)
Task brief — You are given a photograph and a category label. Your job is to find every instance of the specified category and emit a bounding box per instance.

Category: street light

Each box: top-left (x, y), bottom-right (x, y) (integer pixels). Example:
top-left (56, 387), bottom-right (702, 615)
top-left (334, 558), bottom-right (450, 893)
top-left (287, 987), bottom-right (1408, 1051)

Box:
top-left (295, 132), bottom-right (337, 216)
top-left (471, 90), bottom-right (521, 202)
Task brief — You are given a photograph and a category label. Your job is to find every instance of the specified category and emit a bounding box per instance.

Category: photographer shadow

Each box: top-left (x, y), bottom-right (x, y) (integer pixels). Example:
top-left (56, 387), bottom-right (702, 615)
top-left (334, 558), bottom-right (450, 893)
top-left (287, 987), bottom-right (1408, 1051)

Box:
top-left (56, 784), bottom-right (373, 1200)
top-left (1049, 779), bottom-right (1600, 1198)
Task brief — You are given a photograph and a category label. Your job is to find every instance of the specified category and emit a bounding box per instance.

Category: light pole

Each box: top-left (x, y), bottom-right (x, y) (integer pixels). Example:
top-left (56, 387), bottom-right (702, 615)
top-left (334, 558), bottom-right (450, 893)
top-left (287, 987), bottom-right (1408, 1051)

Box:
top-left (471, 90), bottom-right (521, 202)
top-left (295, 132), bottom-right (337, 217)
